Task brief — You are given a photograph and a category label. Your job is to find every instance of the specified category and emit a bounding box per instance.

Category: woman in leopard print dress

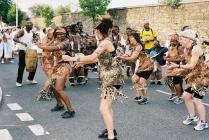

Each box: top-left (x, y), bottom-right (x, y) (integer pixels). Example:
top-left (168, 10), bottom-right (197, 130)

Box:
top-left (169, 29), bottom-right (209, 131)
top-left (62, 17), bottom-right (126, 140)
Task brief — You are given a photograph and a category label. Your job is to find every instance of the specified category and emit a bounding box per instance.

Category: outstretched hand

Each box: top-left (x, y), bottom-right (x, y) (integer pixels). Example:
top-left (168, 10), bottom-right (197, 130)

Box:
top-left (62, 55), bottom-right (74, 62)
top-left (74, 62), bottom-right (84, 68)
top-left (168, 62), bottom-right (179, 69)
top-left (115, 55), bottom-right (125, 61)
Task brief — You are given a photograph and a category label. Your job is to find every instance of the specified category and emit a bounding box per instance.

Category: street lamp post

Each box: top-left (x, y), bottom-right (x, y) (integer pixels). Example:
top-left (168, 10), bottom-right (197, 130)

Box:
top-left (16, 0), bottom-right (18, 27)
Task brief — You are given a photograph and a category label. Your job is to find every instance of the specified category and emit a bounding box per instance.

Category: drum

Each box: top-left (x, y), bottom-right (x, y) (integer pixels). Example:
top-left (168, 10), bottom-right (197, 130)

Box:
top-left (25, 49), bottom-right (38, 72)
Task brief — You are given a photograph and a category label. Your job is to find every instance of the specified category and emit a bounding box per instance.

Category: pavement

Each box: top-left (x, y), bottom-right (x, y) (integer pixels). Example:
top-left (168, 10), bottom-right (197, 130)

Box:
top-left (0, 61), bottom-right (209, 140)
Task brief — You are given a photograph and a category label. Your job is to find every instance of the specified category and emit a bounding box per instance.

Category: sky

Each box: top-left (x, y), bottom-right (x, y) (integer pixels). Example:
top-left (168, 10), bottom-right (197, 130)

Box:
top-left (13, 0), bottom-right (80, 12)
top-left (12, 0), bottom-right (159, 14)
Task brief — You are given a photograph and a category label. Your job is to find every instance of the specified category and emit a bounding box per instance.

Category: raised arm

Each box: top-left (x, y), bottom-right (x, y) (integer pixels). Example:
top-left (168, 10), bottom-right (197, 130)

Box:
top-left (180, 46), bottom-right (202, 69)
top-left (13, 30), bottom-right (27, 47)
top-left (169, 45), bottom-right (202, 69)
top-left (62, 39), bottom-right (110, 64)
top-left (117, 45), bottom-right (141, 62)
top-left (37, 38), bottom-right (69, 51)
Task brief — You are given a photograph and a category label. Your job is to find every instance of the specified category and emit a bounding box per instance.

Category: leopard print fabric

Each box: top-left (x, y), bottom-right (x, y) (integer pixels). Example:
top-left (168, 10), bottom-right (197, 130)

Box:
top-left (136, 52), bottom-right (154, 73)
top-left (99, 52), bottom-right (127, 99)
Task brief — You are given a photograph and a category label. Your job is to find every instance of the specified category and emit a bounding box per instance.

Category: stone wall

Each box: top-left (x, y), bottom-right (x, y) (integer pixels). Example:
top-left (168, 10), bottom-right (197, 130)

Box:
top-left (110, 1), bottom-right (209, 43)
top-left (31, 17), bottom-right (45, 29)
top-left (31, 1), bottom-right (209, 43)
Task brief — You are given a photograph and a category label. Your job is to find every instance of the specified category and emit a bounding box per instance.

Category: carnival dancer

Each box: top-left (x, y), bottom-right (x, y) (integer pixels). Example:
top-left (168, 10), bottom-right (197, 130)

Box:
top-left (0, 29), bottom-right (4, 63)
top-left (3, 29), bottom-right (14, 63)
top-left (124, 27), bottom-right (135, 76)
top-left (149, 40), bottom-right (167, 85)
top-left (37, 26), bottom-right (75, 119)
top-left (63, 16), bottom-right (127, 140)
top-left (36, 29), bottom-right (55, 101)
top-left (164, 34), bottom-right (184, 104)
top-left (68, 24), bottom-right (86, 85)
top-left (117, 32), bottom-right (154, 104)
top-left (0, 30), bottom-right (8, 63)
top-left (77, 21), bottom-right (97, 84)
top-left (13, 21), bottom-right (38, 87)
top-left (169, 29), bottom-right (209, 131)
top-left (111, 25), bottom-right (126, 52)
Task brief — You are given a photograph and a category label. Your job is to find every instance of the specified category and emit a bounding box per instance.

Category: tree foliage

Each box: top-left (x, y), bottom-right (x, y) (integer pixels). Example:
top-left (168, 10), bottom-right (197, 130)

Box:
top-left (79, 0), bottom-right (110, 22)
top-left (7, 4), bottom-right (28, 26)
top-left (28, 5), bottom-right (43, 17)
top-left (0, 0), bottom-right (12, 23)
top-left (29, 4), bottom-right (54, 27)
top-left (55, 5), bottom-right (71, 15)
top-left (164, 0), bottom-right (181, 9)
top-left (41, 6), bottom-right (54, 27)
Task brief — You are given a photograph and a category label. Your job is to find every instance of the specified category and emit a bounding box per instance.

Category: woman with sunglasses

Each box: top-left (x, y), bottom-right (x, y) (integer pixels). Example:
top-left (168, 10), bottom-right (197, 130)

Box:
top-left (37, 26), bottom-right (75, 119)
top-left (36, 28), bottom-right (55, 101)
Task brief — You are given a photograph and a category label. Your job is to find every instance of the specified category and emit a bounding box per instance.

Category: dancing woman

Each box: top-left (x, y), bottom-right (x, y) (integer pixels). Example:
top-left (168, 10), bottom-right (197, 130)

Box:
top-left (62, 17), bottom-right (125, 140)
top-left (117, 32), bottom-right (154, 104)
top-left (169, 29), bottom-right (209, 131)
top-left (37, 26), bottom-right (75, 119)
top-left (36, 29), bottom-right (55, 101)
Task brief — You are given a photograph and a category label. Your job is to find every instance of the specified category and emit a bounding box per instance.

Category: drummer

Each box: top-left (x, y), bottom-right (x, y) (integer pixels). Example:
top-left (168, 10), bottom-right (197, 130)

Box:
top-left (77, 21), bottom-right (88, 38)
top-left (77, 21), bottom-right (97, 83)
top-left (111, 25), bottom-right (126, 53)
top-left (68, 24), bottom-right (86, 85)
top-left (14, 21), bottom-right (38, 87)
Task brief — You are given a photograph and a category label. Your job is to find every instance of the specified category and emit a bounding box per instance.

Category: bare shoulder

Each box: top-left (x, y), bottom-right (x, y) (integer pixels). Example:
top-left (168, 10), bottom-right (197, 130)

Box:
top-left (192, 45), bottom-right (203, 55)
top-left (100, 39), bottom-right (113, 46)
top-left (99, 39), bottom-right (113, 50)
top-left (135, 45), bottom-right (142, 52)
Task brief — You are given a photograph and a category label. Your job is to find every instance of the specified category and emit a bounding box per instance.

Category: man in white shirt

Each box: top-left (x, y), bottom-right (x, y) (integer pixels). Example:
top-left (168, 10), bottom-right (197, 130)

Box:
top-left (13, 21), bottom-right (38, 87)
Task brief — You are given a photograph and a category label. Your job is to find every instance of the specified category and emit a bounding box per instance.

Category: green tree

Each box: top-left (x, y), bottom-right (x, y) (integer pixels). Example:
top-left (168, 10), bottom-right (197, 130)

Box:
top-left (163, 0), bottom-right (181, 9)
top-left (28, 5), bottom-right (43, 17)
top-left (79, 0), bottom-right (110, 24)
top-left (0, 0), bottom-right (12, 23)
top-left (29, 5), bottom-right (54, 27)
top-left (7, 4), bottom-right (28, 26)
top-left (55, 5), bottom-right (71, 15)
top-left (41, 6), bottom-right (54, 27)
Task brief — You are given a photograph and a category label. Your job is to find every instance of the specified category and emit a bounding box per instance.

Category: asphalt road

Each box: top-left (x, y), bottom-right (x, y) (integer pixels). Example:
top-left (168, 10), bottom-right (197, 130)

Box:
top-left (0, 61), bottom-right (209, 140)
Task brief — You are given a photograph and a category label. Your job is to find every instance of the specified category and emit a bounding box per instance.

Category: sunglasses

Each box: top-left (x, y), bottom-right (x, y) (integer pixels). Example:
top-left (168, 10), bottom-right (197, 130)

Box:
top-left (55, 32), bottom-right (66, 35)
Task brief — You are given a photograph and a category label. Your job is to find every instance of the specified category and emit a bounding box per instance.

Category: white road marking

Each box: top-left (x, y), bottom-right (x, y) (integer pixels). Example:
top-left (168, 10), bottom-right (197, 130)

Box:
top-left (156, 90), bottom-right (209, 107)
top-left (16, 113), bottom-right (34, 121)
top-left (46, 131), bottom-right (50, 135)
top-left (7, 103), bottom-right (23, 111)
top-left (5, 94), bottom-right (11, 97)
top-left (156, 90), bottom-right (171, 95)
top-left (28, 124), bottom-right (49, 136)
top-left (203, 103), bottom-right (209, 107)
top-left (0, 129), bottom-right (13, 140)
